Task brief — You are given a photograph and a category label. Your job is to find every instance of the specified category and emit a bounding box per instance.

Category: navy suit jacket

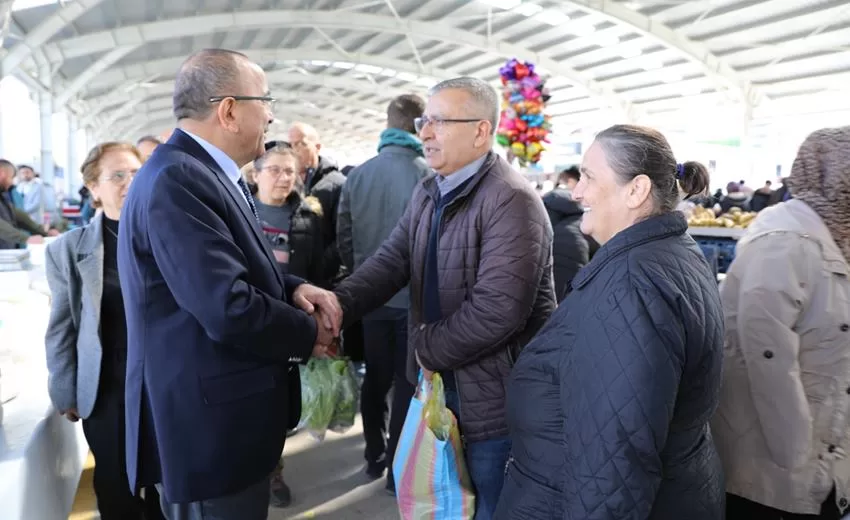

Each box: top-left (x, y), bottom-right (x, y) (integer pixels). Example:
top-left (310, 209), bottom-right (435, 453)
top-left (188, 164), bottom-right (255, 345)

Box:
top-left (118, 129), bottom-right (317, 503)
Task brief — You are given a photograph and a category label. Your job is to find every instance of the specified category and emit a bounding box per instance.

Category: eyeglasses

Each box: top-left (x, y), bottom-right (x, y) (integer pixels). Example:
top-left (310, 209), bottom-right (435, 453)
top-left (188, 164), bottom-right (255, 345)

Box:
top-left (261, 166), bottom-right (297, 177)
top-left (209, 95), bottom-right (277, 109)
top-left (414, 116), bottom-right (482, 133)
top-left (103, 170), bottom-right (136, 184)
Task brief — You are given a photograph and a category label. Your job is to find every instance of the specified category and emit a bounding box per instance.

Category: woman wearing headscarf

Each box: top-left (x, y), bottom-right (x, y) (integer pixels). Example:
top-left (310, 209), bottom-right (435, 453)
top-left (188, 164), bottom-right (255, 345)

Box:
top-left (44, 142), bottom-right (164, 519)
top-left (496, 124), bottom-right (724, 519)
top-left (713, 126), bottom-right (850, 520)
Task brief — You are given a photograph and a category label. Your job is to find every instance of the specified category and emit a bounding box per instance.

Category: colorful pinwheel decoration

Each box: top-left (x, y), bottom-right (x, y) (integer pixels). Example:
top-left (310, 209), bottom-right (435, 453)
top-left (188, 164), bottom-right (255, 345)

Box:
top-left (496, 58), bottom-right (552, 167)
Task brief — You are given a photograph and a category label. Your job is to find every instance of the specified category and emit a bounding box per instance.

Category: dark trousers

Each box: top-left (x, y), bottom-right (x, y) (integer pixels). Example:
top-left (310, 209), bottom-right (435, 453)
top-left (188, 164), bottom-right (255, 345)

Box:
top-left (157, 476), bottom-right (270, 520)
top-left (360, 306), bottom-right (415, 473)
top-left (342, 319), bottom-right (365, 362)
top-left (82, 363), bottom-right (164, 520)
top-left (727, 490), bottom-right (841, 520)
top-left (445, 388), bottom-right (512, 520)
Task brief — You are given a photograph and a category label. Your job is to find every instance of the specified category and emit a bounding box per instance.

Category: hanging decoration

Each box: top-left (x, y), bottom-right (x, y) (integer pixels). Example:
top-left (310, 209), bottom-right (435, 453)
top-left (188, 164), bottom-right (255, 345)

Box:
top-left (496, 58), bottom-right (552, 167)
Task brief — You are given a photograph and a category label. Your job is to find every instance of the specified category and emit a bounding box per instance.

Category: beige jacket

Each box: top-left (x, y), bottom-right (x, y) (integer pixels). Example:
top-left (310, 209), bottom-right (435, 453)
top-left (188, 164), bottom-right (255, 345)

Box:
top-left (712, 199), bottom-right (850, 515)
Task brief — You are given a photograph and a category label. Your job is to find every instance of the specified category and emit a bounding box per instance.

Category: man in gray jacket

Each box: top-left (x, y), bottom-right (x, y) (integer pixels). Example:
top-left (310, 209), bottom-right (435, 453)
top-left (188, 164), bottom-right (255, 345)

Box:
top-left (336, 94), bottom-right (429, 493)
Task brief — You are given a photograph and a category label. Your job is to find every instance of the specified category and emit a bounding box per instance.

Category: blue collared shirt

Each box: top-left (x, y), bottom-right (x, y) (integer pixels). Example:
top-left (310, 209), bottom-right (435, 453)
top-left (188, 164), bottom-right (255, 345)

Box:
top-left (182, 130), bottom-right (248, 206)
top-left (435, 152), bottom-right (488, 197)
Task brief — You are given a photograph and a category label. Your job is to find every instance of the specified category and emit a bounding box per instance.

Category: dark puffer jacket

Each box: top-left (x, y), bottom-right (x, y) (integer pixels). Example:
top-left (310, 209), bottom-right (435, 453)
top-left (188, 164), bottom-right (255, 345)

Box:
top-left (306, 156), bottom-right (346, 286)
top-left (286, 194), bottom-right (324, 284)
top-left (334, 151), bottom-right (556, 441)
top-left (495, 211), bottom-right (724, 520)
top-left (541, 188), bottom-right (589, 300)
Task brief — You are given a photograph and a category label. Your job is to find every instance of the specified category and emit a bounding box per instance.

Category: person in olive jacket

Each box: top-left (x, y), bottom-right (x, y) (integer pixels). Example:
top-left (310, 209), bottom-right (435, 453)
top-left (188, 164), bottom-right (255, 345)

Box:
top-left (495, 124), bottom-right (724, 520)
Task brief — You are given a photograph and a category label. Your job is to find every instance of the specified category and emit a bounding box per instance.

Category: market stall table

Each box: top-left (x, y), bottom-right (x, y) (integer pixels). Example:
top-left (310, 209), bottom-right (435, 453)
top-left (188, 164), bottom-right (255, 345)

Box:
top-left (0, 245), bottom-right (89, 520)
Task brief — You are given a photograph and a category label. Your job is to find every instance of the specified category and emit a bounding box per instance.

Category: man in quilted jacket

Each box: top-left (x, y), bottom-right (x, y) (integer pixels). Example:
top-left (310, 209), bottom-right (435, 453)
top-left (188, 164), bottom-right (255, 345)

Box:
top-left (305, 77), bottom-right (557, 520)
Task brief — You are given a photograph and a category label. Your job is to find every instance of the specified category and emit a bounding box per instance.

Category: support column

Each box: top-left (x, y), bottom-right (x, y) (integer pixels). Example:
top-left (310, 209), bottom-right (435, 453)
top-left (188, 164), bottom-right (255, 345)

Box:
top-left (738, 102), bottom-right (755, 183)
top-left (85, 126), bottom-right (95, 151)
top-left (67, 113), bottom-right (78, 195)
top-left (0, 99), bottom-right (4, 158)
top-left (38, 90), bottom-right (55, 185)
top-left (36, 56), bottom-right (55, 186)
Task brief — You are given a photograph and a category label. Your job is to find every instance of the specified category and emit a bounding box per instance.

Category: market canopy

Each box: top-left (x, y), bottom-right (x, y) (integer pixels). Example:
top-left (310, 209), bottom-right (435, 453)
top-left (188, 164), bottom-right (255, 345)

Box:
top-left (1, 0), bottom-right (848, 155)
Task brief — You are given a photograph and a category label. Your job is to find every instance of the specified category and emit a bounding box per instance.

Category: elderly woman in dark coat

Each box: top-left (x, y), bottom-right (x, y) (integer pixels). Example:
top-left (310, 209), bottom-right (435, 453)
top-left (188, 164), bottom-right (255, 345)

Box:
top-left (495, 124), bottom-right (725, 520)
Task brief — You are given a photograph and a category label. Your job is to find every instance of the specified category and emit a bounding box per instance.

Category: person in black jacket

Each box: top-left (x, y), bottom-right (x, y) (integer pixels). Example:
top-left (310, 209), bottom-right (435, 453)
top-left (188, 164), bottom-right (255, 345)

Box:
top-left (288, 123), bottom-right (364, 364)
top-left (541, 169), bottom-right (589, 301)
top-left (254, 144), bottom-right (324, 283)
top-left (496, 124), bottom-right (724, 520)
top-left (252, 143), bottom-right (324, 508)
top-left (288, 122), bottom-right (346, 287)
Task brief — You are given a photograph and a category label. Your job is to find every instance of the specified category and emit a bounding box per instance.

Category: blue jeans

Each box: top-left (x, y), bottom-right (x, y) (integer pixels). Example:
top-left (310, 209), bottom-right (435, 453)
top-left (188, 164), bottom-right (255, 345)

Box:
top-left (445, 388), bottom-right (511, 520)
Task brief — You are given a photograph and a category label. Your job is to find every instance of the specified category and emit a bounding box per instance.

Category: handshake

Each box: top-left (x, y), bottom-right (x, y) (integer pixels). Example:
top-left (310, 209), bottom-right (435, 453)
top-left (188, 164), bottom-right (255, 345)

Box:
top-left (292, 284), bottom-right (344, 359)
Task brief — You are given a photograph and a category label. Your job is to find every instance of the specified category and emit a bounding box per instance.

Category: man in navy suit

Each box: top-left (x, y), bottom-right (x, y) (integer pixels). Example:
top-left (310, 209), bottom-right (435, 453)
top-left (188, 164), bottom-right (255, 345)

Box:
top-left (118, 49), bottom-right (341, 520)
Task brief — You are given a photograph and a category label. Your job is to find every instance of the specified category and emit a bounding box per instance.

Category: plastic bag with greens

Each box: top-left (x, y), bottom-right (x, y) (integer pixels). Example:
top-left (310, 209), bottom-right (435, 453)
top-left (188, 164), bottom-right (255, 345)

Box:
top-left (298, 357), bottom-right (360, 441)
top-left (298, 358), bottom-right (336, 441)
top-left (328, 358), bottom-right (358, 434)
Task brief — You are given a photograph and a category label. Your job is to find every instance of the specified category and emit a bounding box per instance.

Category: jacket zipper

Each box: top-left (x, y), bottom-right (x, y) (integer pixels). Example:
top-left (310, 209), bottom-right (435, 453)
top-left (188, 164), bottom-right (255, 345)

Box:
top-left (429, 190), bottom-right (469, 447)
top-left (454, 370), bottom-right (466, 448)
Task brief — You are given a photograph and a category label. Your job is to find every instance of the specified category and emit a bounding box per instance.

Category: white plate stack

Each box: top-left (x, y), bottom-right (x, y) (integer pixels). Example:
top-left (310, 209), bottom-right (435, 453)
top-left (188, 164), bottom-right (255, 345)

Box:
top-left (0, 250), bottom-right (31, 272)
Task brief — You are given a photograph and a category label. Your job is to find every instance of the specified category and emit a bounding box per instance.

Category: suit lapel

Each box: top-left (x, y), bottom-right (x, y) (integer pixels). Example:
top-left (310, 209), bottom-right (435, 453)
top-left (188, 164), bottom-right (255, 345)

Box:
top-left (76, 213), bottom-right (104, 325)
top-left (168, 130), bottom-right (283, 286)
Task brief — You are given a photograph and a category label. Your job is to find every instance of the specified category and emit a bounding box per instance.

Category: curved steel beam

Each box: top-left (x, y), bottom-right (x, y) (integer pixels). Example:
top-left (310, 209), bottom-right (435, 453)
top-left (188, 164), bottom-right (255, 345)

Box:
top-left (40, 10), bottom-right (631, 114)
top-left (563, 0), bottom-right (761, 107)
top-left (117, 106), bottom-right (382, 137)
top-left (128, 115), bottom-right (379, 145)
top-left (83, 72), bottom-right (416, 124)
top-left (81, 48), bottom-right (453, 94)
top-left (98, 89), bottom-right (389, 128)
top-left (129, 95), bottom-right (385, 127)
top-left (55, 44), bottom-right (138, 107)
top-left (1, 0), bottom-right (107, 76)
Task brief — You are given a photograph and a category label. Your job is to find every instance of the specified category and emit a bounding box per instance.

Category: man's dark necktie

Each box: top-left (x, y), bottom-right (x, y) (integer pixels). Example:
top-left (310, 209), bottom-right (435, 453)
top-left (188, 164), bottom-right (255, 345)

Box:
top-left (237, 178), bottom-right (260, 224)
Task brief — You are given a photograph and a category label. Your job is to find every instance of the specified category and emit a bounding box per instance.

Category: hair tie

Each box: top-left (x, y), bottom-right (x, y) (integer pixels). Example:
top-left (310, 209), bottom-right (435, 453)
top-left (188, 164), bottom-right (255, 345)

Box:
top-left (676, 163), bottom-right (685, 179)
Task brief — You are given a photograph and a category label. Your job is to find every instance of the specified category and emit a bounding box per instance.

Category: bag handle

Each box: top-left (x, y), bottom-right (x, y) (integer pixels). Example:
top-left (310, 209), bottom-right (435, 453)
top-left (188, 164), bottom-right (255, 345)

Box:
top-left (414, 370), bottom-right (428, 400)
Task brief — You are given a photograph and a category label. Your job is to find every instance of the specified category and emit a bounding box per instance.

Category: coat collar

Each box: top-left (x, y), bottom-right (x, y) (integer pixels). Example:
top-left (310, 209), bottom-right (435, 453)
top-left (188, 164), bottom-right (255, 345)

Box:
top-left (168, 129), bottom-right (283, 286)
top-left (422, 150), bottom-right (498, 204)
top-left (168, 128), bottom-right (228, 180)
top-left (75, 212), bottom-right (104, 321)
top-left (571, 211), bottom-right (688, 290)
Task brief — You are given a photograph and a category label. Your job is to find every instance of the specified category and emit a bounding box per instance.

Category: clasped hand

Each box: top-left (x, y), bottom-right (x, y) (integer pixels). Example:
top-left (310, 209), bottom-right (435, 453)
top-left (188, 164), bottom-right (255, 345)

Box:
top-left (293, 284), bottom-right (343, 359)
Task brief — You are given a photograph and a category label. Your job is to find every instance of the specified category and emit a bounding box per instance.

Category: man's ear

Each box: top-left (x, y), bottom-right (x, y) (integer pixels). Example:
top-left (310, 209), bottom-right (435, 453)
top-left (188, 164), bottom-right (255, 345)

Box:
top-left (473, 121), bottom-right (492, 148)
top-left (216, 98), bottom-right (239, 133)
top-left (315, 142), bottom-right (322, 154)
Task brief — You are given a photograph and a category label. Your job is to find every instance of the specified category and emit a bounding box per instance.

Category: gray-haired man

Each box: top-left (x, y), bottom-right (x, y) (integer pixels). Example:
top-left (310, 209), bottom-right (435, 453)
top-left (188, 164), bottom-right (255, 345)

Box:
top-left (303, 77), bottom-right (557, 519)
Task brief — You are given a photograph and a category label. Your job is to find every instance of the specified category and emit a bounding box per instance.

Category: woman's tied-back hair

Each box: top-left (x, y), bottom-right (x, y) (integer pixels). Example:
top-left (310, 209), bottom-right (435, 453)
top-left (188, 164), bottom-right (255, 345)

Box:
top-left (254, 144), bottom-right (300, 173)
top-left (594, 124), bottom-right (710, 213)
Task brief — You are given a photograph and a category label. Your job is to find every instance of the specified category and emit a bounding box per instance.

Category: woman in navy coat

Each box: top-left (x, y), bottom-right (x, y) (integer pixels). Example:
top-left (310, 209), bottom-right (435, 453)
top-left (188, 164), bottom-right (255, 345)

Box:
top-left (495, 124), bottom-right (725, 520)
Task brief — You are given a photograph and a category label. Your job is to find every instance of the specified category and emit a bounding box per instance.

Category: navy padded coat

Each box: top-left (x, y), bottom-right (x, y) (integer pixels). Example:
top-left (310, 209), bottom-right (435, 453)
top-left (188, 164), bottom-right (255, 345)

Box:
top-left (495, 211), bottom-right (725, 520)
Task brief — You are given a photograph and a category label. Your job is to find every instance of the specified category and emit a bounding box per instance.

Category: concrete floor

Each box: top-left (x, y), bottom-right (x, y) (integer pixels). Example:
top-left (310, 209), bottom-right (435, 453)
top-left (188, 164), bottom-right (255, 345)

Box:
top-left (69, 416), bottom-right (399, 520)
top-left (271, 416), bottom-right (398, 520)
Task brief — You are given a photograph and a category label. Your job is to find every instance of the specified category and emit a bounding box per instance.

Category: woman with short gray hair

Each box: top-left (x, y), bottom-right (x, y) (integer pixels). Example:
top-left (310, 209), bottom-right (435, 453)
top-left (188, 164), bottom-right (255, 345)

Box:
top-left (45, 143), bottom-right (164, 520)
top-left (497, 124), bottom-right (724, 519)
